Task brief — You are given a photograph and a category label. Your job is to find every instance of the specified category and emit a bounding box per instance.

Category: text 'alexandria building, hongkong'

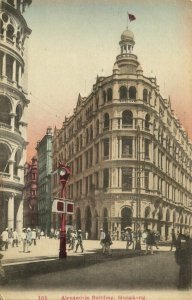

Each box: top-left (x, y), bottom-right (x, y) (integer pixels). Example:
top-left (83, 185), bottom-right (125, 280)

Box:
top-left (0, 0), bottom-right (32, 233)
top-left (52, 28), bottom-right (192, 240)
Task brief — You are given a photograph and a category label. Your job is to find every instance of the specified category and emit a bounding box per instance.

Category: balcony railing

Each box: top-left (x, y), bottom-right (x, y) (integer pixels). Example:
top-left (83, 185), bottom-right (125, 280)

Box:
top-left (0, 122), bottom-right (11, 130)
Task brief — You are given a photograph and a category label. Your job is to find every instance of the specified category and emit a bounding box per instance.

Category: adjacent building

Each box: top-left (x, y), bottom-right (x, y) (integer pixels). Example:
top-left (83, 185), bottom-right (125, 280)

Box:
top-left (52, 29), bottom-right (192, 240)
top-left (23, 156), bottom-right (38, 228)
top-left (36, 127), bottom-right (53, 234)
top-left (0, 0), bottom-right (32, 233)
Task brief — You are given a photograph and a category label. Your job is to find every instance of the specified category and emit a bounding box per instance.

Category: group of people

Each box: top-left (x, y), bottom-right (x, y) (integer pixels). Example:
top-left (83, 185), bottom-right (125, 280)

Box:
top-left (0, 227), bottom-right (38, 253)
top-left (67, 228), bottom-right (84, 253)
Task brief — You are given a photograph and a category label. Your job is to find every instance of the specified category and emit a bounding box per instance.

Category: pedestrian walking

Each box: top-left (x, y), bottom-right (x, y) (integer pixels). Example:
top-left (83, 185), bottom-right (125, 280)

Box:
top-left (175, 232), bottom-right (192, 290)
top-left (142, 229), bottom-right (147, 244)
top-left (31, 229), bottom-right (37, 246)
top-left (1, 228), bottom-right (9, 251)
top-left (145, 229), bottom-right (155, 255)
top-left (26, 228), bottom-right (32, 252)
top-left (69, 230), bottom-right (76, 250)
top-left (21, 228), bottom-right (27, 253)
top-left (0, 252), bottom-right (7, 285)
top-left (40, 230), bottom-right (44, 239)
top-left (170, 229), bottom-right (177, 251)
top-left (75, 229), bottom-right (84, 253)
top-left (8, 228), bottom-right (13, 246)
top-left (12, 229), bottom-right (18, 247)
top-left (99, 228), bottom-right (106, 253)
top-left (154, 230), bottom-right (160, 249)
top-left (85, 231), bottom-right (89, 240)
top-left (125, 227), bottom-right (134, 250)
top-left (103, 231), bottom-right (112, 255)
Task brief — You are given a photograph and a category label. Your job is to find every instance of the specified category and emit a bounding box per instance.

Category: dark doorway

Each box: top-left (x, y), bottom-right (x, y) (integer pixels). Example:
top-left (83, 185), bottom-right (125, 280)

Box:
top-left (121, 207), bottom-right (132, 230)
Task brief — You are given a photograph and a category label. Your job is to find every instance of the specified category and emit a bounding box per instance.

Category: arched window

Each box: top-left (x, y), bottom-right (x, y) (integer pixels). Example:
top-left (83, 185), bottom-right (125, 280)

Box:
top-left (0, 96), bottom-right (11, 125)
top-left (103, 113), bottom-right (109, 130)
top-left (119, 86), bottom-right (127, 100)
top-left (103, 91), bottom-right (106, 104)
top-left (122, 110), bottom-right (133, 127)
top-left (143, 89), bottom-right (148, 102)
top-left (7, 24), bottom-right (14, 40)
top-left (96, 119), bottom-right (99, 136)
top-left (0, 143), bottom-right (10, 173)
top-left (129, 86), bottom-right (136, 100)
top-left (107, 88), bottom-right (112, 102)
top-left (15, 105), bottom-right (22, 129)
top-left (121, 207), bottom-right (132, 229)
top-left (145, 114), bottom-right (150, 130)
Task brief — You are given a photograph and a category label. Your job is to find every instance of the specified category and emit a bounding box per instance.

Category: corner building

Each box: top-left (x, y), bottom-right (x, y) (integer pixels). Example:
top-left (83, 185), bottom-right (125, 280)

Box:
top-left (0, 0), bottom-right (32, 233)
top-left (52, 29), bottom-right (192, 240)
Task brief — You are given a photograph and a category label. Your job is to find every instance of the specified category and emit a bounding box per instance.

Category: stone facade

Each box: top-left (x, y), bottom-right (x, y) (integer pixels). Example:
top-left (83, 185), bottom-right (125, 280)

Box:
top-left (23, 156), bottom-right (38, 228)
top-left (52, 29), bottom-right (192, 240)
top-left (36, 127), bottom-right (53, 234)
top-left (0, 0), bottom-right (32, 233)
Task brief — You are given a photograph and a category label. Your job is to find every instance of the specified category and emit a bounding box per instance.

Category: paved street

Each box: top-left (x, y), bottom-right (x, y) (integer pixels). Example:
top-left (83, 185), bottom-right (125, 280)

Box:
top-left (0, 238), bottom-right (181, 291)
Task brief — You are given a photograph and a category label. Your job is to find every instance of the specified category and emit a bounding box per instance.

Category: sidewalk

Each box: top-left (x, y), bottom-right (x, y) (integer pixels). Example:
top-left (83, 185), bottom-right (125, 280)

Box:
top-left (1, 239), bottom-right (172, 281)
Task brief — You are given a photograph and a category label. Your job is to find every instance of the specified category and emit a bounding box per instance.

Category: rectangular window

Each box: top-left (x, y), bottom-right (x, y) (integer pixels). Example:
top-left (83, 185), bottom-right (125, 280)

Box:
top-left (103, 168), bottom-right (109, 188)
top-left (144, 170), bottom-right (149, 190)
top-left (122, 136), bottom-right (133, 157)
top-left (122, 167), bottom-right (132, 191)
top-left (145, 139), bottom-right (150, 159)
top-left (95, 143), bottom-right (99, 164)
top-left (103, 138), bottom-right (109, 159)
top-left (95, 172), bottom-right (99, 189)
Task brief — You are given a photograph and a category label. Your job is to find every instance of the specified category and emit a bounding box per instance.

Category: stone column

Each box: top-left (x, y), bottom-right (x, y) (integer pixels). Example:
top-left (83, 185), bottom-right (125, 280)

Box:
top-left (8, 160), bottom-right (14, 179)
top-left (161, 224), bottom-right (165, 240)
top-left (8, 194), bottom-right (14, 229)
top-left (18, 65), bottom-right (22, 87)
top-left (12, 59), bottom-right (16, 83)
top-left (2, 53), bottom-right (6, 78)
top-left (16, 198), bottom-right (23, 234)
top-left (10, 113), bottom-right (15, 131)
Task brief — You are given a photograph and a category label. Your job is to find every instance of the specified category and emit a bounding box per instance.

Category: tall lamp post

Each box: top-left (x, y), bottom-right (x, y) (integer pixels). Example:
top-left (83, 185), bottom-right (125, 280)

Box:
top-left (58, 162), bottom-right (71, 258)
top-left (135, 125), bottom-right (142, 250)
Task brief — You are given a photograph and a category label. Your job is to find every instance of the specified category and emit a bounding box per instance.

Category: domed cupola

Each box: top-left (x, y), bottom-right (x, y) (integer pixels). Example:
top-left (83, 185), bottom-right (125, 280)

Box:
top-left (120, 28), bottom-right (135, 54)
top-left (115, 28), bottom-right (139, 75)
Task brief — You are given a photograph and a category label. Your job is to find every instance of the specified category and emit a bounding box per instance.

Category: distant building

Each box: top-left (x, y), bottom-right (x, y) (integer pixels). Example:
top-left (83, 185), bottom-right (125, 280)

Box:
top-left (23, 156), bottom-right (38, 228)
top-left (36, 127), bottom-right (53, 234)
top-left (52, 29), bottom-right (192, 240)
top-left (0, 0), bottom-right (32, 233)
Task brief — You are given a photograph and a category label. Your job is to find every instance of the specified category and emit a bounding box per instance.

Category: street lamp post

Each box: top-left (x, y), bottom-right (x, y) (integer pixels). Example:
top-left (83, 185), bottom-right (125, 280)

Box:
top-left (58, 163), bottom-right (71, 259)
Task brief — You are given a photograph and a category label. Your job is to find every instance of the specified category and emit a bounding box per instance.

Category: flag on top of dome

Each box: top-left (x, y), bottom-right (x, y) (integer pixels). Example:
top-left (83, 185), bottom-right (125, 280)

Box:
top-left (128, 13), bottom-right (136, 22)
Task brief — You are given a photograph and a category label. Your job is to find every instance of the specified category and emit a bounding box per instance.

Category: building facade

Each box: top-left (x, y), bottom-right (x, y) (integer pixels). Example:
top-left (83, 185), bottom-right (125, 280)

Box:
top-left (52, 29), bottom-right (192, 240)
top-left (23, 156), bottom-right (38, 228)
top-left (0, 0), bottom-right (32, 233)
top-left (36, 127), bottom-right (53, 234)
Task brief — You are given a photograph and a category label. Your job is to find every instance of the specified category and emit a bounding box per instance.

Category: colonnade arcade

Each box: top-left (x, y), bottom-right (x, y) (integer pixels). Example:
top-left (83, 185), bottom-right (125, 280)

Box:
top-left (0, 192), bottom-right (23, 233)
top-left (73, 202), bottom-right (192, 240)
